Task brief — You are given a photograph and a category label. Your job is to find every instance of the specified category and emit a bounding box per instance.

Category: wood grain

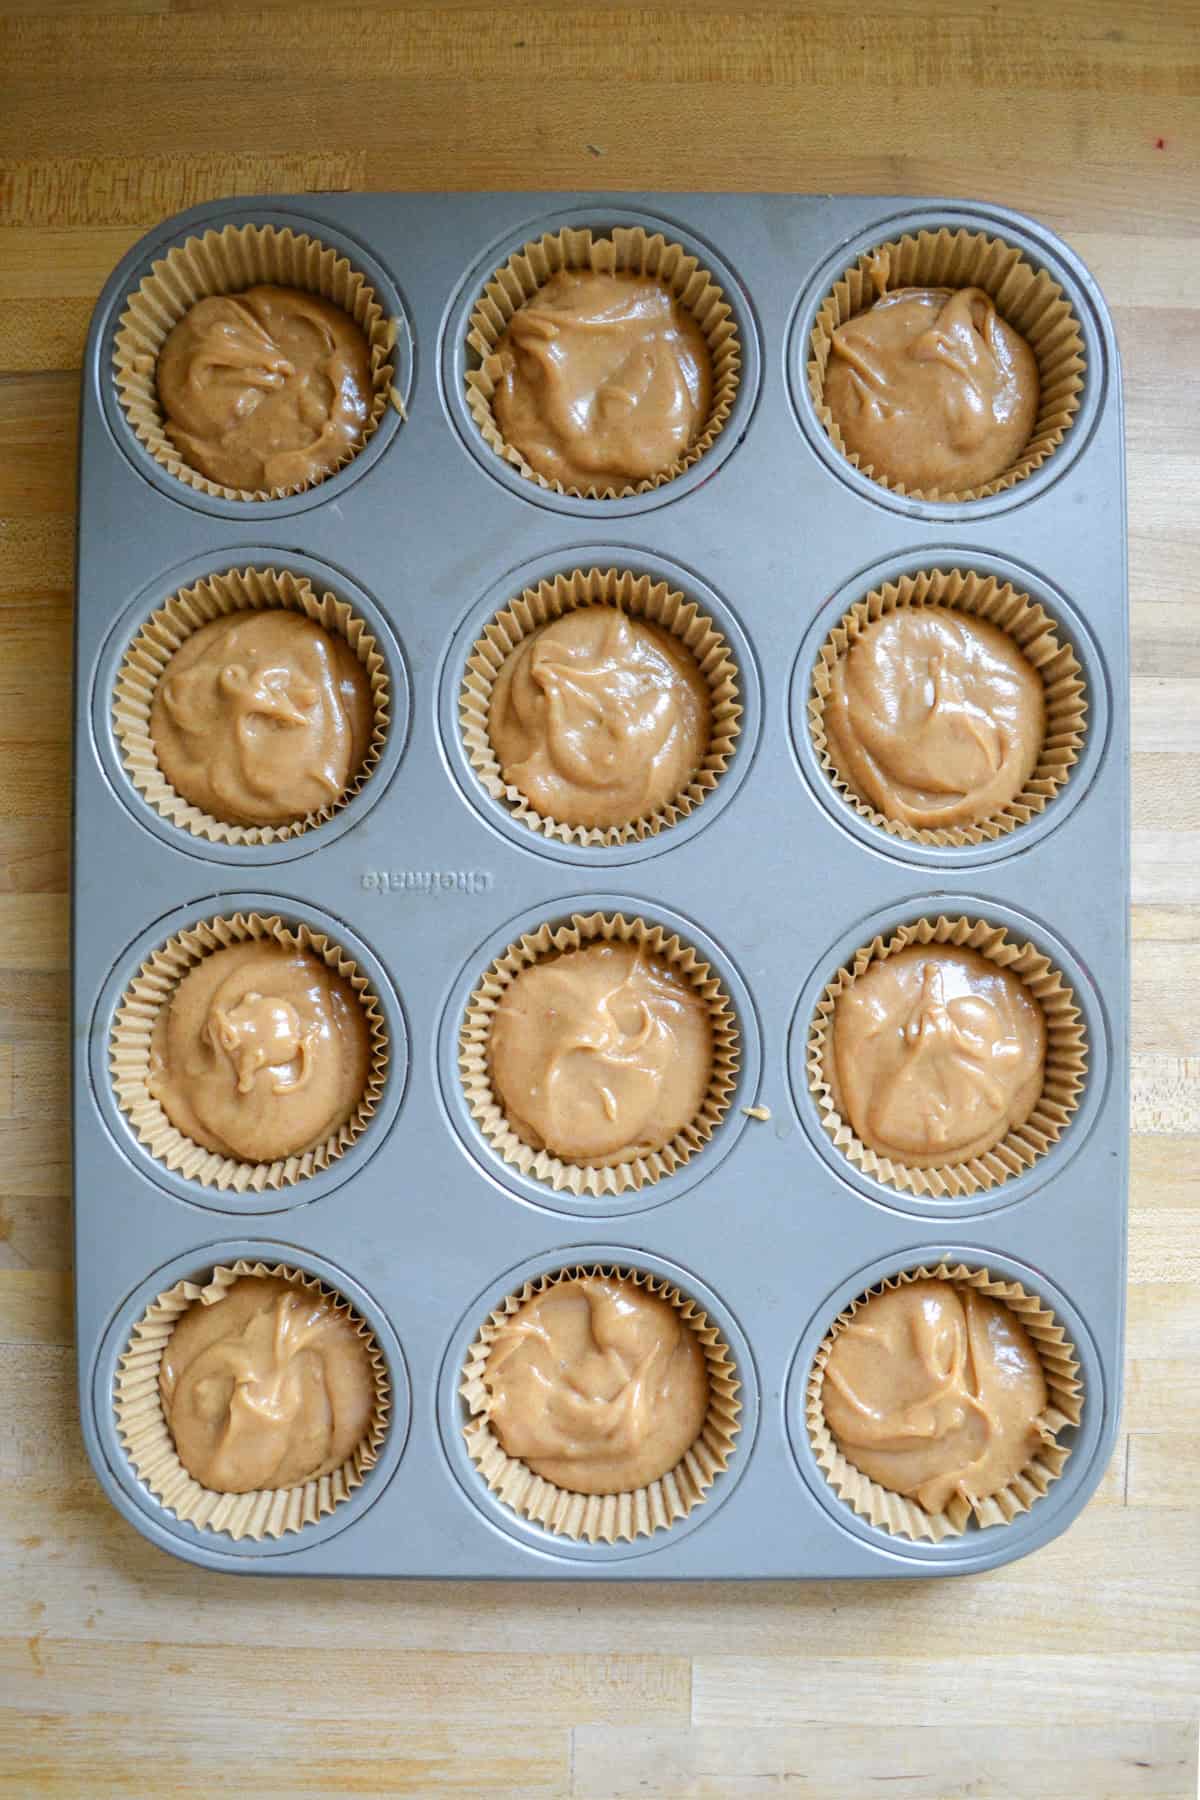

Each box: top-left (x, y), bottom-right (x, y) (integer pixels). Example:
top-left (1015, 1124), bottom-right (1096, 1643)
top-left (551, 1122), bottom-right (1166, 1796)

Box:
top-left (0, 0), bottom-right (1197, 1795)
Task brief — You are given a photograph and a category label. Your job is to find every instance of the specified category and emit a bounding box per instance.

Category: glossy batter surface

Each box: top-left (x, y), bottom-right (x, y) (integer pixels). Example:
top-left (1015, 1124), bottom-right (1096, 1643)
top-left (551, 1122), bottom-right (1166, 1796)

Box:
top-left (822, 1278), bottom-right (1048, 1513)
top-left (830, 944), bottom-right (1045, 1166)
top-left (825, 286), bottom-right (1039, 492)
top-left (160, 1275), bottom-right (375, 1493)
top-left (157, 284), bottom-right (372, 491)
top-left (492, 270), bottom-right (712, 490)
top-left (488, 607), bottom-right (710, 829)
top-left (823, 608), bottom-right (1044, 830)
top-left (489, 941), bottom-right (712, 1165)
top-left (149, 941), bottom-right (371, 1163)
top-left (150, 610), bottom-right (373, 827)
top-left (483, 1276), bottom-right (709, 1493)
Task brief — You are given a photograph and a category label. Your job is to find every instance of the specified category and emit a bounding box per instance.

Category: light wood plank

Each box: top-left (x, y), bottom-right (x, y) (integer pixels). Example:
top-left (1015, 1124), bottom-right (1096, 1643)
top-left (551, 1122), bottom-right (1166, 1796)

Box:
top-left (571, 1722), bottom-right (1197, 1799)
top-left (1131, 1137), bottom-right (1200, 1202)
top-left (0, 1638), bottom-right (692, 1726)
top-left (1127, 1283), bottom-right (1200, 1359)
top-left (1126, 1432), bottom-right (1200, 1508)
top-left (1133, 947), bottom-right (1200, 1054)
top-left (0, 1273), bottom-right (72, 1345)
top-left (1130, 1212), bottom-right (1200, 1283)
top-left (1134, 832), bottom-right (1200, 906)
top-left (0, 104), bottom-right (1196, 234)
top-left (0, 898), bottom-right (68, 972)
top-left (0, 1715), bottom-right (568, 1799)
top-left (691, 1653), bottom-right (1200, 1729)
top-left (0, 1192), bottom-right (70, 1272)
top-left (1123, 1358), bottom-right (1200, 1434)
top-left (0, 153), bottom-right (368, 229)
top-left (4, 10), bottom-right (1199, 93)
top-left (1133, 679), bottom-right (1200, 754)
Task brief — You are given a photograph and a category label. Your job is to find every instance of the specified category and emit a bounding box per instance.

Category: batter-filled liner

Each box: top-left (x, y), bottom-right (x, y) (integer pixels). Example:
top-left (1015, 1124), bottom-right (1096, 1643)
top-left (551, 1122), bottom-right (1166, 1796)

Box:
top-left (807, 1260), bottom-right (1082, 1541)
top-left (462, 1262), bottom-right (740, 1543)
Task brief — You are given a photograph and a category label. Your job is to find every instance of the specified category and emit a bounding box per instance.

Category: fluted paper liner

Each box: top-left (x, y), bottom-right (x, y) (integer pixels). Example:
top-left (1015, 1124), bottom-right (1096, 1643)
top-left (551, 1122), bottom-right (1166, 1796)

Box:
top-left (809, 568), bottom-right (1087, 847)
top-left (113, 566), bottom-right (391, 845)
top-left (807, 1261), bottom-right (1083, 1542)
top-left (115, 1259), bottom-right (390, 1542)
top-left (113, 222), bottom-right (401, 502)
top-left (461, 1263), bottom-right (741, 1543)
top-left (111, 910), bottom-right (388, 1192)
top-left (465, 226), bottom-right (740, 499)
top-left (807, 914), bottom-right (1086, 1199)
top-left (808, 227), bottom-right (1086, 502)
top-left (461, 567), bottom-right (741, 846)
top-left (460, 911), bottom-right (739, 1195)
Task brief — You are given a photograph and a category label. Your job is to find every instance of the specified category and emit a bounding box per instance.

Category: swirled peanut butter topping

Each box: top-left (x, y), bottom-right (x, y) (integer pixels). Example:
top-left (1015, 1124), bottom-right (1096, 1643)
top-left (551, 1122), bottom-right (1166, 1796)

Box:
top-left (156, 285), bottom-right (372, 491)
top-left (822, 1278), bottom-right (1048, 1514)
top-left (491, 270), bottom-right (712, 491)
top-left (160, 1276), bottom-right (375, 1493)
top-left (150, 611), bottom-right (373, 827)
top-left (149, 941), bottom-right (371, 1163)
top-left (482, 1276), bottom-right (709, 1494)
top-left (825, 286), bottom-right (1039, 492)
top-left (488, 608), bottom-right (711, 830)
top-left (824, 608), bottom-right (1044, 830)
top-left (830, 944), bottom-right (1045, 1166)
top-left (489, 941), bottom-right (712, 1165)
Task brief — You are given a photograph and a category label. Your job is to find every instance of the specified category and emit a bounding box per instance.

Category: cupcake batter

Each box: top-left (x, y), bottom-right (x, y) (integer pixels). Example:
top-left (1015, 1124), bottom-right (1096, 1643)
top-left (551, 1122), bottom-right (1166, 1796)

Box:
top-left (149, 940), bottom-right (371, 1163)
top-left (150, 610), bottom-right (373, 827)
top-left (482, 1275), bottom-right (709, 1493)
top-left (825, 286), bottom-right (1039, 492)
top-left (488, 941), bottom-right (712, 1165)
top-left (491, 270), bottom-right (712, 490)
top-left (822, 1278), bottom-right (1048, 1514)
top-left (829, 944), bottom-right (1045, 1166)
top-left (823, 608), bottom-right (1044, 830)
top-left (160, 1275), bottom-right (375, 1493)
top-left (156, 284), bottom-right (372, 491)
top-left (488, 607), bottom-right (710, 829)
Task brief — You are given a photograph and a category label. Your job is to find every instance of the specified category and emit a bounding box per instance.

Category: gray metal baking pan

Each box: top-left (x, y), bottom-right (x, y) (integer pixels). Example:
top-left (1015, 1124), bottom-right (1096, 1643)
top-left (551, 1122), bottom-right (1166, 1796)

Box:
top-left (73, 192), bottom-right (1127, 1578)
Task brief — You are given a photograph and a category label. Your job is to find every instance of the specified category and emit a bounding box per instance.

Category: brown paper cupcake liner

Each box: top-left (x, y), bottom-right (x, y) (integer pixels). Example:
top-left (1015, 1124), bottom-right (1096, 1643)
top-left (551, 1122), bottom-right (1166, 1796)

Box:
top-left (465, 226), bottom-right (740, 499)
top-left (460, 911), bottom-right (739, 1196)
top-left (115, 1258), bottom-right (390, 1541)
top-left (807, 227), bottom-right (1086, 503)
top-left (809, 568), bottom-right (1087, 847)
top-left (807, 1261), bottom-right (1083, 1542)
top-left (113, 565), bottom-right (391, 846)
top-left (460, 567), bottom-right (741, 846)
top-left (807, 914), bottom-right (1086, 1199)
top-left (461, 1263), bottom-right (741, 1543)
top-left (111, 910), bottom-right (388, 1193)
top-left (113, 222), bottom-right (401, 503)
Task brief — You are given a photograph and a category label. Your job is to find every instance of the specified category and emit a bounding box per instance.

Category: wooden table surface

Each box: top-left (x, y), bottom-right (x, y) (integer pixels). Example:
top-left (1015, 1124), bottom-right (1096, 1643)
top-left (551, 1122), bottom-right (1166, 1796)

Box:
top-left (1, 3), bottom-right (1197, 1795)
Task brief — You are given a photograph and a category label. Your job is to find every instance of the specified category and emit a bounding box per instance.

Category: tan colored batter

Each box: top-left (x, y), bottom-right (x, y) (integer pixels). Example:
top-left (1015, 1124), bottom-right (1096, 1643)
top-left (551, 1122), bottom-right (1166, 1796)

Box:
top-left (825, 286), bottom-right (1039, 492)
top-left (822, 1278), bottom-right (1048, 1513)
top-left (491, 270), bottom-right (712, 490)
top-left (830, 944), bottom-right (1045, 1166)
top-left (489, 941), bottom-right (712, 1165)
top-left (150, 610), bottom-right (373, 827)
top-left (482, 1275), bottom-right (709, 1494)
top-left (156, 285), bottom-right (373, 491)
top-left (823, 608), bottom-right (1044, 830)
top-left (488, 607), bottom-right (710, 829)
top-left (160, 1275), bottom-right (375, 1493)
top-left (149, 941), bottom-right (371, 1163)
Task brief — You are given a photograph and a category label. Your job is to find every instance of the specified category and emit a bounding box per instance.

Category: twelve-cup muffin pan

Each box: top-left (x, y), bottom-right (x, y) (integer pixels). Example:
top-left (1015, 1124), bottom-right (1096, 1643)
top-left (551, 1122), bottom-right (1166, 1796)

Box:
top-left (74, 192), bottom-right (1127, 1577)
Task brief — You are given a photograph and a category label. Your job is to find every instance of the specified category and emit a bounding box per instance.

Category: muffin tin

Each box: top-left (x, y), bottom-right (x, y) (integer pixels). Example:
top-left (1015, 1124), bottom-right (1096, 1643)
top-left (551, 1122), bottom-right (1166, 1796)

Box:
top-left (74, 191), bottom-right (1127, 1578)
